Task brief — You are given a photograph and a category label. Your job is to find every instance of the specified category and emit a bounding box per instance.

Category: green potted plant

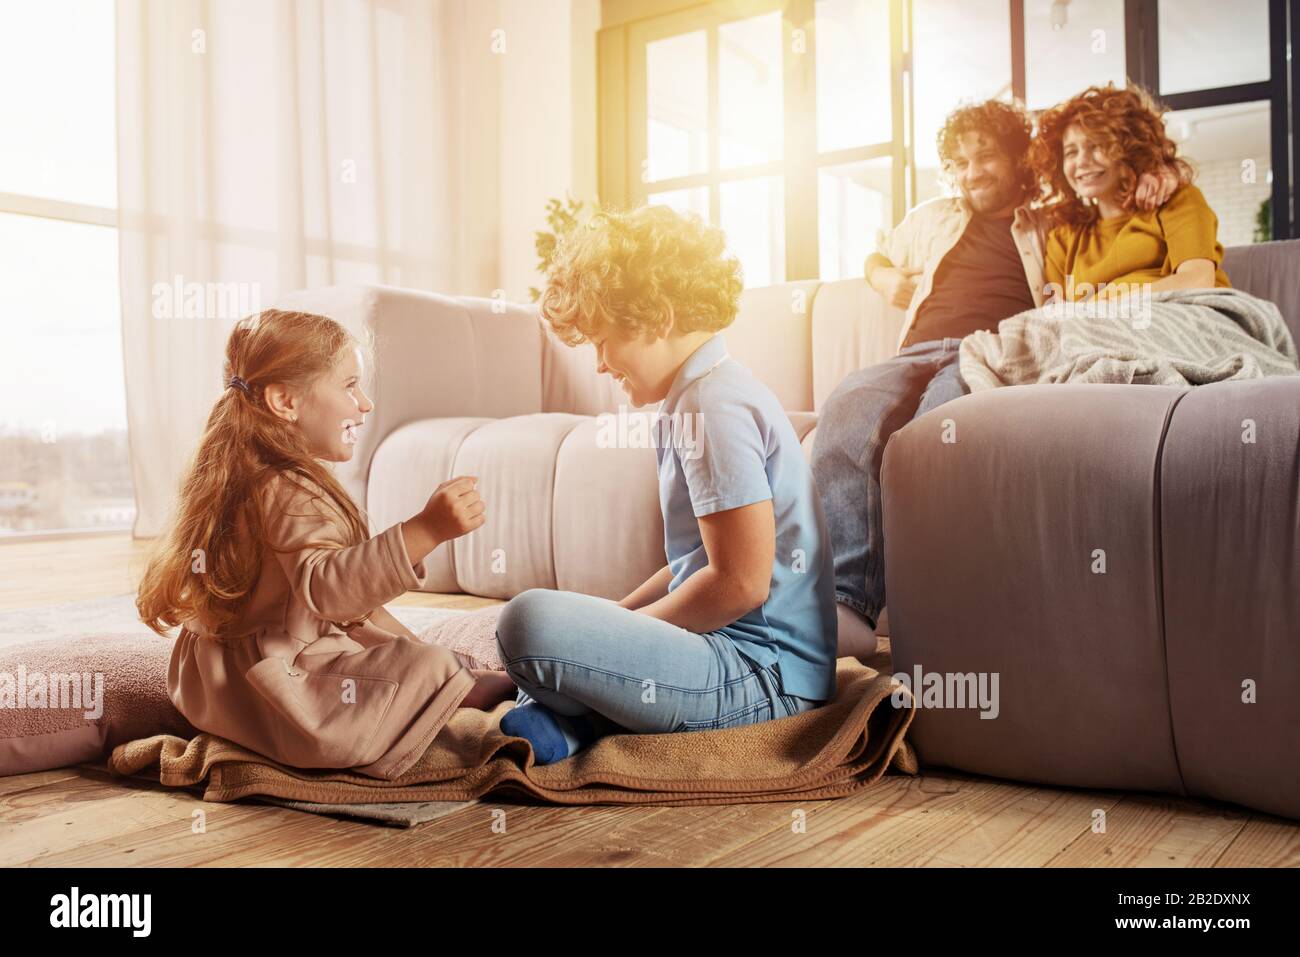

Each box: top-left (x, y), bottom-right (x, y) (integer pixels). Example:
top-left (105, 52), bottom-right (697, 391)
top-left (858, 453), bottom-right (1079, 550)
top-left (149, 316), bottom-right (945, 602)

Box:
top-left (530, 194), bottom-right (587, 302)
top-left (1255, 197), bottom-right (1271, 244)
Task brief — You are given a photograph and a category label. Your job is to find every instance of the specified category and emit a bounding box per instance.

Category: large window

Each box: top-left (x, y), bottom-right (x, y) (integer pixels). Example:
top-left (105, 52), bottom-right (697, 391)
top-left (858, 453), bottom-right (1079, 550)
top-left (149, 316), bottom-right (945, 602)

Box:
top-left (1023, 0), bottom-right (1127, 111)
top-left (600, 0), bottom-right (1291, 288)
top-left (912, 0), bottom-right (1012, 203)
top-left (611, 0), bottom-right (909, 285)
top-left (0, 0), bottom-right (133, 537)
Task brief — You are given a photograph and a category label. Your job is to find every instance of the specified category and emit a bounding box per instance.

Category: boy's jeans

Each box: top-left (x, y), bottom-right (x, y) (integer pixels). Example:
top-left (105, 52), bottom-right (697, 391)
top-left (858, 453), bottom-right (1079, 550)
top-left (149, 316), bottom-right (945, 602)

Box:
top-left (495, 589), bottom-right (822, 733)
top-left (810, 338), bottom-right (969, 628)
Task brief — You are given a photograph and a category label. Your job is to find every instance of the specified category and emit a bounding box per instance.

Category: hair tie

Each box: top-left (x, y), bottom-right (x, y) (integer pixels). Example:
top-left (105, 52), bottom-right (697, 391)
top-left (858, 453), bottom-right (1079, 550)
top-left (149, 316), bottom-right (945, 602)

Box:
top-left (227, 375), bottom-right (251, 395)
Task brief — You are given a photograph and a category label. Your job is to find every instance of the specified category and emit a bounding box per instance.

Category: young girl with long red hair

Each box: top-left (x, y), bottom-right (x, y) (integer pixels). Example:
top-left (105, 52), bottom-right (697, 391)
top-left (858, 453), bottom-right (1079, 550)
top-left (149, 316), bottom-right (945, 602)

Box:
top-left (136, 308), bottom-right (514, 779)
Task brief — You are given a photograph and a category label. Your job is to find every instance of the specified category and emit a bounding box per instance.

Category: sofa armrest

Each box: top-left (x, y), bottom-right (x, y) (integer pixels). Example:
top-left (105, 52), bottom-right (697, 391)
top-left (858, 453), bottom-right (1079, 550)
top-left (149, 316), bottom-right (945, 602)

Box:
top-left (880, 383), bottom-right (1189, 791)
top-left (274, 285), bottom-right (546, 518)
top-left (880, 377), bottom-right (1300, 819)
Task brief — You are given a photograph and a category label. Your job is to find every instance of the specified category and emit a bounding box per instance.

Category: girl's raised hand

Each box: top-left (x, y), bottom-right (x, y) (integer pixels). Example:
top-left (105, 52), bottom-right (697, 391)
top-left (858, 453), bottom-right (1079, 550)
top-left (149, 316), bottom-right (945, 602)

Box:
top-left (422, 475), bottom-right (486, 542)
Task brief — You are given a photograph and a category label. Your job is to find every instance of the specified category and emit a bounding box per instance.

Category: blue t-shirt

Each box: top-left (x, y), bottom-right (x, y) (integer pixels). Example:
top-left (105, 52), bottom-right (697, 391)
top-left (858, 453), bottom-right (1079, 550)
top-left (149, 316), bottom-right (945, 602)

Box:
top-left (653, 332), bottom-right (838, 701)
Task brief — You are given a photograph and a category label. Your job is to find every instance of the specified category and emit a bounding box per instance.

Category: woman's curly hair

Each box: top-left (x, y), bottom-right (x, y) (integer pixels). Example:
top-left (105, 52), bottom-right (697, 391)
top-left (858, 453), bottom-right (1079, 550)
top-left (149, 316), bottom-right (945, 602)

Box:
top-left (540, 204), bottom-right (744, 345)
top-left (1029, 82), bottom-right (1195, 228)
top-left (936, 98), bottom-right (1037, 201)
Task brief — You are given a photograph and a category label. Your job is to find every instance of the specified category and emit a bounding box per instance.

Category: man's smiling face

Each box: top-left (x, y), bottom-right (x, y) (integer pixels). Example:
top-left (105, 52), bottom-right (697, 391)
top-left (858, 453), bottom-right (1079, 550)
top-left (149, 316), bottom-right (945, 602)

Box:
top-left (949, 130), bottom-right (1022, 215)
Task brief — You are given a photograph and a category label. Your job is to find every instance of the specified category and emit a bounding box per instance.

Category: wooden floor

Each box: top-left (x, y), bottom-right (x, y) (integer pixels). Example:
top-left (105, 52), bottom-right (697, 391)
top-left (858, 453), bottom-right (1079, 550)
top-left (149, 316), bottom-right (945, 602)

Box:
top-left (1, 533), bottom-right (1296, 867)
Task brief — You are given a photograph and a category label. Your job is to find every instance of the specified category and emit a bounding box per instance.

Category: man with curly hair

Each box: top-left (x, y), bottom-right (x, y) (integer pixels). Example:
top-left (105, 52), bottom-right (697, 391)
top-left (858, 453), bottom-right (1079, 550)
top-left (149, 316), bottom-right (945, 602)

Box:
top-left (812, 97), bottom-right (1180, 660)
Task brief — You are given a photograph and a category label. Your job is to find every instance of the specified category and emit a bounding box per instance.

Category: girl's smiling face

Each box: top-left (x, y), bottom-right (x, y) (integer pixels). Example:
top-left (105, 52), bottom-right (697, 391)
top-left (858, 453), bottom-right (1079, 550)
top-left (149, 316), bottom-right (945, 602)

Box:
top-left (290, 346), bottom-right (374, 462)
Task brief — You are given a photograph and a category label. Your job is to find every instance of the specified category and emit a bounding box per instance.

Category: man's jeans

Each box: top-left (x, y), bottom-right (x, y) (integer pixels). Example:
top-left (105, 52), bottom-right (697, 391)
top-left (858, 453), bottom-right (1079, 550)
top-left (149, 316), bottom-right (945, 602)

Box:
top-left (810, 338), bottom-right (969, 628)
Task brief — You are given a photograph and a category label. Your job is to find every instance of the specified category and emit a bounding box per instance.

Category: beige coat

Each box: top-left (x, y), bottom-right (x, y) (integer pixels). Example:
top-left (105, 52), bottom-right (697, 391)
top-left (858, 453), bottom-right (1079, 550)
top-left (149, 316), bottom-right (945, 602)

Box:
top-left (167, 471), bottom-right (475, 780)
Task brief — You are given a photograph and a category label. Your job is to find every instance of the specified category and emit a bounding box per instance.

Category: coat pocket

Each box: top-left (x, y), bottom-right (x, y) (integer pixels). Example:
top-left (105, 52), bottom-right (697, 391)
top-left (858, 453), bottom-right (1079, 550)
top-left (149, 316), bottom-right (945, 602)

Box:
top-left (245, 658), bottom-right (399, 769)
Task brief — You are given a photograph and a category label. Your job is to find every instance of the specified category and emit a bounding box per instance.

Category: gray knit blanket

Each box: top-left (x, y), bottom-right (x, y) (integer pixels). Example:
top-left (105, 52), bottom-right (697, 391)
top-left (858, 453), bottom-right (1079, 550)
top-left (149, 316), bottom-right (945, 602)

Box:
top-left (958, 287), bottom-right (1300, 391)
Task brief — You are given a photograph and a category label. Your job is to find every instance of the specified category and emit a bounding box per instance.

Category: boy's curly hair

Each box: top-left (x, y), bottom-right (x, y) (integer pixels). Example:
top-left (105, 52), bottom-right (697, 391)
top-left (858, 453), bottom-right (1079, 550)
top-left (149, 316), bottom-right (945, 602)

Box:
top-left (1028, 82), bottom-right (1195, 228)
top-left (540, 205), bottom-right (744, 345)
top-left (936, 98), bottom-right (1037, 201)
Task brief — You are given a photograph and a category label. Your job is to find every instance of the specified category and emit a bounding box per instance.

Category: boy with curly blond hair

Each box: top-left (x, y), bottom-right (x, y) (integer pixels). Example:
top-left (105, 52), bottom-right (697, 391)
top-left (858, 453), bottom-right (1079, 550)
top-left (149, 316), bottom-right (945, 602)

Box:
top-left (494, 205), bottom-right (838, 764)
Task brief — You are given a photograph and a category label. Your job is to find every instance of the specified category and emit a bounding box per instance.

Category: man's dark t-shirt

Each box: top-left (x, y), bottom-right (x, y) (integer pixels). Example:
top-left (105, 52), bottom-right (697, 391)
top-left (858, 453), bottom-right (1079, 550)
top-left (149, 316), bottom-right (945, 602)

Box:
top-left (900, 211), bottom-right (1036, 348)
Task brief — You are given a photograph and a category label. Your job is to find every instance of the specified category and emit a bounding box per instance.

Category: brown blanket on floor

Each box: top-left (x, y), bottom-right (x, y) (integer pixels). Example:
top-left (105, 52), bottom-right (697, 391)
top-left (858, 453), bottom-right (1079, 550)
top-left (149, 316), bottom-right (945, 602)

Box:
top-left (107, 656), bottom-right (917, 806)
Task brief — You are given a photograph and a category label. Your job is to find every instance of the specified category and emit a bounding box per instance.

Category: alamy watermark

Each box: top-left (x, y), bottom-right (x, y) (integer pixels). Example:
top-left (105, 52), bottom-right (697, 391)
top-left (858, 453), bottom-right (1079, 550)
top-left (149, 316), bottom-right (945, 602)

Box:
top-left (0, 666), bottom-right (104, 720)
top-left (595, 406), bottom-right (705, 461)
top-left (49, 887), bottom-right (150, 936)
top-left (151, 274), bottom-right (262, 320)
top-left (891, 665), bottom-right (1000, 719)
top-left (1043, 275), bottom-right (1154, 328)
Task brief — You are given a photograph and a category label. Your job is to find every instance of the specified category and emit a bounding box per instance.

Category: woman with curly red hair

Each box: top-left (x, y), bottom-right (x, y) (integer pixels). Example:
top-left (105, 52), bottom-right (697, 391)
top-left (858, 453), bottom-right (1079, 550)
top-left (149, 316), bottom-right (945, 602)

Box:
top-left (1029, 83), bottom-right (1232, 303)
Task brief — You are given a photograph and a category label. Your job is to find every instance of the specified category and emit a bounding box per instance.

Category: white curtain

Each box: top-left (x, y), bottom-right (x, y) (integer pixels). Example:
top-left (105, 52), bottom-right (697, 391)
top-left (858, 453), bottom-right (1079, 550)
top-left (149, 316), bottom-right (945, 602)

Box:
top-left (116, 0), bottom-right (505, 537)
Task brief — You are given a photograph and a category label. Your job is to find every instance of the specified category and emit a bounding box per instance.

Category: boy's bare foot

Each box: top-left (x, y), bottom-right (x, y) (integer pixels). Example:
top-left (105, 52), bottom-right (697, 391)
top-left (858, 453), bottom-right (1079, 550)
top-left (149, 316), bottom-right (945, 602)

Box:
top-left (836, 603), bottom-right (878, 663)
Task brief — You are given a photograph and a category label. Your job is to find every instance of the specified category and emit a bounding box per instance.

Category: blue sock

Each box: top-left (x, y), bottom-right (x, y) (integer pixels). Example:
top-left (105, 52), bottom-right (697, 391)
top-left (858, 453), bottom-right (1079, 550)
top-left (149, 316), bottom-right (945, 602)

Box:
top-left (499, 702), bottom-right (603, 765)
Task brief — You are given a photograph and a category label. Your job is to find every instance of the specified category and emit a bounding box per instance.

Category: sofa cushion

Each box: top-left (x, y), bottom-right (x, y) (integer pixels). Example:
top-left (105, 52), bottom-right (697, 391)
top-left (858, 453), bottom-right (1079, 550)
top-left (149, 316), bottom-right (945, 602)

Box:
top-left (450, 413), bottom-right (591, 598)
top-left (370, 408), bottom-right (824, 600)
top-left (553, 417), bottom-right (665, 599)
top-left (372, 413), bottom-right (664, 601)
top-left (367, 417), bottom-right (497, 591)
top-left (724, 280), bottom-right (822, 412)
top-left (1223, 239), bottom-right (1300, 342)
top-left (811, 278), bottom-right (908, 411)
top-left (539, 321), bottom-right (627, 416)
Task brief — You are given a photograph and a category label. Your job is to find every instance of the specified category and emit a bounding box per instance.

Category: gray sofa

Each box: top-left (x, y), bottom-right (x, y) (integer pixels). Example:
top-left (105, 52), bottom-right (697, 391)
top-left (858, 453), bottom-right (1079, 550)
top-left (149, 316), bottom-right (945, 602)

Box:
top-left (883, 239), bottom-right (1300, 820)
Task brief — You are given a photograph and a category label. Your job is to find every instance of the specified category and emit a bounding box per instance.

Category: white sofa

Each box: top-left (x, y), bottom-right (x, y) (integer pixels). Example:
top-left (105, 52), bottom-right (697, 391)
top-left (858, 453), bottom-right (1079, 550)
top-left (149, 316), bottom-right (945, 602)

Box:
top-left (275, 278), bottom-right (907, 602)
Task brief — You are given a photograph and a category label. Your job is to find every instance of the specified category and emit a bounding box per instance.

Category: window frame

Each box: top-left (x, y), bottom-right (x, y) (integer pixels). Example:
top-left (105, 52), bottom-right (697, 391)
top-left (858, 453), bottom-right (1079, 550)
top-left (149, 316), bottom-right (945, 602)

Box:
top-left (0, 191), bottom-right (128, 542)
top-left (602, 0), bottom-right (912, 282)
top-left (1119, 0), bottom-right (1291, 239)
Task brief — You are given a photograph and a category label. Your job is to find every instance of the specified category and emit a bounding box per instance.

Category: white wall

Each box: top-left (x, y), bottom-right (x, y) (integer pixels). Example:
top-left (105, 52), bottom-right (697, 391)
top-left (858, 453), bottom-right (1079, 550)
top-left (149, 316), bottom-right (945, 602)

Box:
top-left (1195, 158), bottom-right (1271, 248)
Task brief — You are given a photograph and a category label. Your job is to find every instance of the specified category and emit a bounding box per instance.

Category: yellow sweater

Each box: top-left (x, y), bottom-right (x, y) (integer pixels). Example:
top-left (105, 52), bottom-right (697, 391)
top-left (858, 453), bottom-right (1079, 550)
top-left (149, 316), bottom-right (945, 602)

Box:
top-left (1044, 183), bottom-right (1232, 301)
